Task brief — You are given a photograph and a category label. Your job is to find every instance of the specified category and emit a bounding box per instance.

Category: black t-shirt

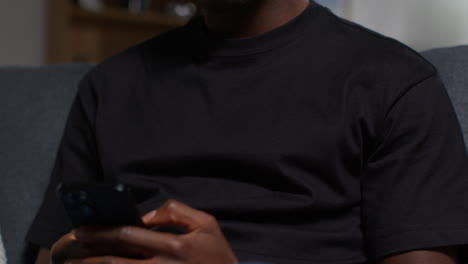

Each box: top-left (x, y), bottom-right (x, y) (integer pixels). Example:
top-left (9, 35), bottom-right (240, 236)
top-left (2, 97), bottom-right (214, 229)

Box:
top-left (27, 2), bottom-right (468, 263)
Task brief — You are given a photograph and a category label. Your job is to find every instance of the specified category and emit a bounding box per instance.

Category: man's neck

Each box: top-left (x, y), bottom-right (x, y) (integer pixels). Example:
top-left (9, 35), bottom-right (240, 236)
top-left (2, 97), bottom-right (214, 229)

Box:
top-left (199, 0), bottom-right (310, 39)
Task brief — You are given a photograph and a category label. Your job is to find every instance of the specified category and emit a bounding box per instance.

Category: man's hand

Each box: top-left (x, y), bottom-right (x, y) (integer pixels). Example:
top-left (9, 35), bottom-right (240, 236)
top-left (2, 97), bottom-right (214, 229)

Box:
top-left (50, 200), bottom-right (239, 264)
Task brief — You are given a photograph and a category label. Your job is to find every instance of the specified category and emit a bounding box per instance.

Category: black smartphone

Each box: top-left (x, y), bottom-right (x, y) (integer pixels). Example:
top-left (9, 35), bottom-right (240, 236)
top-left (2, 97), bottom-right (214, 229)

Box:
top-left (57, 182), bottom-right (144, 228)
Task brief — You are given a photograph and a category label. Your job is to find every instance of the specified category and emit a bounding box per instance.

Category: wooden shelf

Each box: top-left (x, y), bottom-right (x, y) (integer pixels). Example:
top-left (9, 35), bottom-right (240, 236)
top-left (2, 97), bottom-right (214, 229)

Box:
top-left (71, 7), bottom-right (188, 28)
top-left (47, 0), bottom-right (192, 64)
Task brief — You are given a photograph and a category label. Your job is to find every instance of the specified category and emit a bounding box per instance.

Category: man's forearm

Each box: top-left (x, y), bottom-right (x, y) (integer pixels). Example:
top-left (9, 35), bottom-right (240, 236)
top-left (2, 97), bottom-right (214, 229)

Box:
top-left (380, 246), bottom-right (458, 264)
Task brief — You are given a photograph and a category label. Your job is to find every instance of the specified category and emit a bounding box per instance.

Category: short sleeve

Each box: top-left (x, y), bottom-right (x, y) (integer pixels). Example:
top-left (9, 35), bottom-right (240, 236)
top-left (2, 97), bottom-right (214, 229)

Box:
top-left (362, 73), bottom-right (468, 261)
top-left (26, 74), bottom-right (103, 249)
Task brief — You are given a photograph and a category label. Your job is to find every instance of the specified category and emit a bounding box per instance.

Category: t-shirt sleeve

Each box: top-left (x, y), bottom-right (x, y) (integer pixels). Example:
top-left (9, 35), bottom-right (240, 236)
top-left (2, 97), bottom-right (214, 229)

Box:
top-left (26, 74), bottom-right (102, 249)
top-left (362, 72), bottom-right (468, 262)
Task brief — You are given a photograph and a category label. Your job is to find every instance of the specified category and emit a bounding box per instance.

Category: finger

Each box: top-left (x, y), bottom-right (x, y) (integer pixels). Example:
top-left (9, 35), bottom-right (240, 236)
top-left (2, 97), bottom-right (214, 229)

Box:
top-left (54, 239), bottom-right (144, 261)
top-left (142, 200), bottom-right (219, 233)
top-left (52, 232), bottom-right (79, 262)
top-left (66, 255), bottom-right (183, 264)
top-left (74, 225), bottom-right (184, 256)
top-left (65, 256), bottom-right (145, 264)
top-left (52, 232), bottom-right (125, 260)
top-left (82, 242), bottom-right (148, 259)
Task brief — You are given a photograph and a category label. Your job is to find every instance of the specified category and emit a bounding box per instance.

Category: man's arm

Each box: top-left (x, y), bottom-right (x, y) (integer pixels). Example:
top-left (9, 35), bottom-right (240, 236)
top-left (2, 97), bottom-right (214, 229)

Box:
top-left (380, 246), bottom-right (459, 264)
top-left (35, 248), bottom-right (50, 264)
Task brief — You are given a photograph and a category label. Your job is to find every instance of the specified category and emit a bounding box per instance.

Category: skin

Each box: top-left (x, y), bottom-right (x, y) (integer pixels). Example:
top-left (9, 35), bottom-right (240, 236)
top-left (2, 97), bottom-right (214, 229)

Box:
top-left (35, 1), bottom-right (460, 263)
top-left (48, 200), bottom-right (238, 264)
top-left (380, 247), bottom-right (459, 264)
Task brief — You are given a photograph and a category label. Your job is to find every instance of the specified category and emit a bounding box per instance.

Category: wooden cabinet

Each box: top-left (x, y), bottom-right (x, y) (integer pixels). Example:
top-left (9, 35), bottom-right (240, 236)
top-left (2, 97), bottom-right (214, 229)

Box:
top-left (47, 0), bottom-right (190, 64)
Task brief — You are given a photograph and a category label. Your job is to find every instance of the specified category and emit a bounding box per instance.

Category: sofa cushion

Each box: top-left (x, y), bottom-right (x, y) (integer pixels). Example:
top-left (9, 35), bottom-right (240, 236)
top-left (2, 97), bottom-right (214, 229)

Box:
top-left (0, 64), bottom-right (92, 263)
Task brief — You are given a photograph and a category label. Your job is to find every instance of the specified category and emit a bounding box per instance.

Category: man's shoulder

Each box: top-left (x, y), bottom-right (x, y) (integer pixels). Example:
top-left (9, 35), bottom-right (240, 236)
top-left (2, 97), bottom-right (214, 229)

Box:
top-left (324, 12), bottom-right (436, 76)
top-left (310, 9), bottom-right (438, 99)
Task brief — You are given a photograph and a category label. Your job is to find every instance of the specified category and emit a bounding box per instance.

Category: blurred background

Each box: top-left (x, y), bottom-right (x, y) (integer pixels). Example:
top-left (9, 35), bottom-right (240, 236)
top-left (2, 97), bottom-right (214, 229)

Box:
top-left (0, 0), bottom-right (467, 66)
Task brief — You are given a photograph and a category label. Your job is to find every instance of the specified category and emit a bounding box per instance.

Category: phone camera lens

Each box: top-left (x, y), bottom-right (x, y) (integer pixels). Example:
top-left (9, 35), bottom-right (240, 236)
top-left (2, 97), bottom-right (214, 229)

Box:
top-left (81, 204), bottom-right (95, 218)
top-left (115, 184), bottom-right (125, 192)
top-left (64, 192), bottom-right (81, 206)
top-left (78, 191), bottom-right (87, 201)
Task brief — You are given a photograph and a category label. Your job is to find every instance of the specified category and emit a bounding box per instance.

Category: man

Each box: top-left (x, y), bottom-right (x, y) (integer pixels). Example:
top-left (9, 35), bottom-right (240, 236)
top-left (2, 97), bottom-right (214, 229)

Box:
top-left (28, 0), bottom-right (468, 263)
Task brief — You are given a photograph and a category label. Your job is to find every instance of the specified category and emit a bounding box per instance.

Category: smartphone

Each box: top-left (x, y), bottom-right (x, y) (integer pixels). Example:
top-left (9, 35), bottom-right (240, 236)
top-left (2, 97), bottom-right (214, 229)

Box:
top-left (57, 182), bottom-right (144, 228)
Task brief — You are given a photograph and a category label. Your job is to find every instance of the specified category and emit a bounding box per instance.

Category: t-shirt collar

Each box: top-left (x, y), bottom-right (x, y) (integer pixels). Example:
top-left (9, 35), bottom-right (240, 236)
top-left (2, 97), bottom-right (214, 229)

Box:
top-left (190, 1), bottom-right (321, 57)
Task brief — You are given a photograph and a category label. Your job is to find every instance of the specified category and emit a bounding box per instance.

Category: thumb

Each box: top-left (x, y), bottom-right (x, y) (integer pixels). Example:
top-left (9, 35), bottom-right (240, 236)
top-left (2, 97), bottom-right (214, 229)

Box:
top-left (141, 199), bottom-right (219, 233)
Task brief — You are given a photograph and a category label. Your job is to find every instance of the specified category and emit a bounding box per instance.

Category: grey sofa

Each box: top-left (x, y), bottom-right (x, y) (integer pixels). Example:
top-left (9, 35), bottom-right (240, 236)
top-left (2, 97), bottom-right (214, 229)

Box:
top-left (1, 46), bottom-right (468, 264)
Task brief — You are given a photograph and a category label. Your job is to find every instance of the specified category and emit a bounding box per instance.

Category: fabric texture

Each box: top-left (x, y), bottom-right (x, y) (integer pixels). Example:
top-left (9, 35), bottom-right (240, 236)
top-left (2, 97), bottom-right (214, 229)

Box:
top-left (26, 2), bottom-right (468, 263)
top-left (0, 64), bottom-right (92, 264)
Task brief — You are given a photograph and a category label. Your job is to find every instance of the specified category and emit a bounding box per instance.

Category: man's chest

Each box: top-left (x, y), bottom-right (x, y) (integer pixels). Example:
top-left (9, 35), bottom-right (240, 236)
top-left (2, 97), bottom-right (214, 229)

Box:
top-left (94, 68), bottom-right (372, 204)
